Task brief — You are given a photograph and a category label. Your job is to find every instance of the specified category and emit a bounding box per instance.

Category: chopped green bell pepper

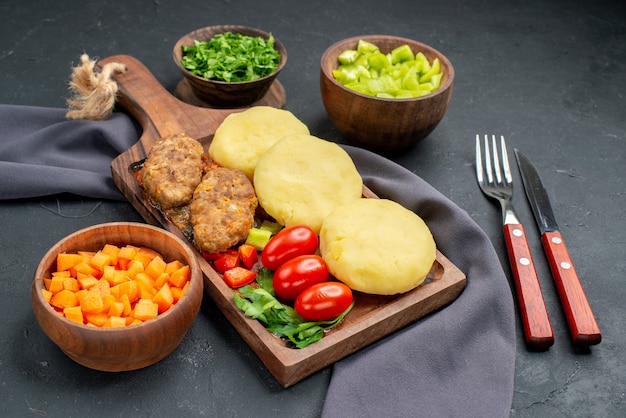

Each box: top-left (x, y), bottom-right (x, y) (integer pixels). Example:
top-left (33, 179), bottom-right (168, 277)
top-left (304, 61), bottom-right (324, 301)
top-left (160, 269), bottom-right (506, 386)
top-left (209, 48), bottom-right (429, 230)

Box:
top-left (245, 227), bottom-right (273, 251)
top-left (357, 39), bottom-right (379, 54)
top-left (390, 44), bottom-right (414, 64)
top-left (332, 40), bottom-right (444, 98)
top-left (338, 49), bottom-right (359, 65)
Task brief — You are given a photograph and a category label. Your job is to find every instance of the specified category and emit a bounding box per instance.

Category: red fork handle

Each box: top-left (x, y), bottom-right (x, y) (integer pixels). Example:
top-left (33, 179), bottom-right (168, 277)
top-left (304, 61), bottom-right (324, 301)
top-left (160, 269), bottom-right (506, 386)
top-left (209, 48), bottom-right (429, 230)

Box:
top-left (541, 231), bottom-right (602, 346)
top-left (503, 223), bottom-right (554, 350)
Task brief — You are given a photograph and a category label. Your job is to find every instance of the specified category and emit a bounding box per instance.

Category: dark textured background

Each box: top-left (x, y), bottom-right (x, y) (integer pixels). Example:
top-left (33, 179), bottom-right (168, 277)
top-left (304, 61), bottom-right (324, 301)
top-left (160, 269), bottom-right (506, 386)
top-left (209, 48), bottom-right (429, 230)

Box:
top-left (1, 0), bottom-right (625, 416)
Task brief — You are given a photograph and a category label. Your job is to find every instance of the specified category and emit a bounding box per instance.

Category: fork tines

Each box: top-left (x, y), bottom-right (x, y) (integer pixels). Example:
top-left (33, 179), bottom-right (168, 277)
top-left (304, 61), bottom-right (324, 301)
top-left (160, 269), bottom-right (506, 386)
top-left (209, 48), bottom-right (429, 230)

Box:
top-left (476, 134), bottom-right (512, 187)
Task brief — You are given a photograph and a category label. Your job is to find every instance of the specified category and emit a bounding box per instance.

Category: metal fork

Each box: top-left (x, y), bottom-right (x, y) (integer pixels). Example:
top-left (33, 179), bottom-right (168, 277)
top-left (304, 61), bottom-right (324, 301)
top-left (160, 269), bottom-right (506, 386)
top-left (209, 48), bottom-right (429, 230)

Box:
top-left (476, 134), bottom-right (554, 350)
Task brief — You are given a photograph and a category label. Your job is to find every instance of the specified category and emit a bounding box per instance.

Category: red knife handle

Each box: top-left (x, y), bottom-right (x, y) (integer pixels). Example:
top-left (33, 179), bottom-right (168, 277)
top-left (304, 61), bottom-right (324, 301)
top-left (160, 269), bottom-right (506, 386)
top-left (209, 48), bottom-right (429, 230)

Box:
top-left (503, 223), bottom-right (554, 350)
top-left (541, 231), bottom-right (602, 346)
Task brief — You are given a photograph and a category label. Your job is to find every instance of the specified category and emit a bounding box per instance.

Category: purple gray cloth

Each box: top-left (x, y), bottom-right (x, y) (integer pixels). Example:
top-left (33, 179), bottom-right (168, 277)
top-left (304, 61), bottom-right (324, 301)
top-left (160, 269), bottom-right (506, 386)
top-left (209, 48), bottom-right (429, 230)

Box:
top-left (0, 104), bottom-right (515, 417)
top-left (322, 151), bottom-right (515, 418)
top-left (0, 104), bottom-right (137, 200)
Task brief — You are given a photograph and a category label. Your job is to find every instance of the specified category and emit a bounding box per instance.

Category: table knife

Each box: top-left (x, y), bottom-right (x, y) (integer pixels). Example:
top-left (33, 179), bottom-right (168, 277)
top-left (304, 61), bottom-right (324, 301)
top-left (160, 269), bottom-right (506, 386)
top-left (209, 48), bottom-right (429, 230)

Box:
top-left (514, 149), bottom-right (601, 346)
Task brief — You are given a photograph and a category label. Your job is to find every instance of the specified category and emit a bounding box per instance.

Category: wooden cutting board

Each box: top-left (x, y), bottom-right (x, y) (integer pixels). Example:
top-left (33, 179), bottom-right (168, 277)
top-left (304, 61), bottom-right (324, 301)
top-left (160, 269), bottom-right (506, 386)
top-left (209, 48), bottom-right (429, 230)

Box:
top-left (100, 54), bottom-right (466, 388)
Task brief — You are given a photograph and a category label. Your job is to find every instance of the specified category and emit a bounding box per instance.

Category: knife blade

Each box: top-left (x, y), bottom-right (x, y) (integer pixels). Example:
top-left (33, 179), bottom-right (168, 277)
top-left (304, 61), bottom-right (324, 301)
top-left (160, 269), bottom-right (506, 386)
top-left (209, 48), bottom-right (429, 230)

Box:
top-left (514, 149), bottom-right (601, 346)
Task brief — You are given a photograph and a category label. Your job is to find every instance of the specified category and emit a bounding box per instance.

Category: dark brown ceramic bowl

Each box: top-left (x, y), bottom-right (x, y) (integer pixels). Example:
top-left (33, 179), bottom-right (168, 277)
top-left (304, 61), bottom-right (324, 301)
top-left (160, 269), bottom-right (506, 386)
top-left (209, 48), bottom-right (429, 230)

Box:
top-left (173, 25), bottom-right (287, 108)
top-left (320, 35), bottom-right (454, 152)
top-left (31, 222), bottom-right (203, 372)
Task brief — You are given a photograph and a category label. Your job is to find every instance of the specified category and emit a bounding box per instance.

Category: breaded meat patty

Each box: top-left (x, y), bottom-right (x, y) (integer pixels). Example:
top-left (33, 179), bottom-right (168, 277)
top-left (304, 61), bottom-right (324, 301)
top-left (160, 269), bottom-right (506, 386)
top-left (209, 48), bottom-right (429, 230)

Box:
top-left (142, 133), bottom-right (204, 210)
top-left (190, 166), bottom-right (258, 254)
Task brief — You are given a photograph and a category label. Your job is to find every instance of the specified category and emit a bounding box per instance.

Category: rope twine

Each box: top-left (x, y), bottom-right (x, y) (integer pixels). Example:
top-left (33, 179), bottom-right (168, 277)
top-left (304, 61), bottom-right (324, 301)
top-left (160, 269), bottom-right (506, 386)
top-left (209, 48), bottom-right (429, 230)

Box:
top-left (66, 54), bottom-right (126, 120)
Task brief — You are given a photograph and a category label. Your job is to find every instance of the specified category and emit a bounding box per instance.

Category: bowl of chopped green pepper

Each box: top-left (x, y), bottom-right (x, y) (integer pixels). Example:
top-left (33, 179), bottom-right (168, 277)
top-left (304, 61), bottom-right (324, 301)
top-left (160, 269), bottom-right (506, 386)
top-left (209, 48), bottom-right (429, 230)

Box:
top-left (174, 25), bottom-right (287, 107)
top-left (320, 35), bottom-right (454, 152)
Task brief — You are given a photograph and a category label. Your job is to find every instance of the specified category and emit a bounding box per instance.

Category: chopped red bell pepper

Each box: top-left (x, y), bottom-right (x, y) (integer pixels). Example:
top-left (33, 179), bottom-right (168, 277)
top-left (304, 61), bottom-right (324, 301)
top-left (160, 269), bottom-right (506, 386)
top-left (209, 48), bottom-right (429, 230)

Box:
top-left (238, 244), bottom-right (258, 270)
top-left (212, 249), bottom-right (240, 273)
top-left (223, 267), bottom-right (257, 288)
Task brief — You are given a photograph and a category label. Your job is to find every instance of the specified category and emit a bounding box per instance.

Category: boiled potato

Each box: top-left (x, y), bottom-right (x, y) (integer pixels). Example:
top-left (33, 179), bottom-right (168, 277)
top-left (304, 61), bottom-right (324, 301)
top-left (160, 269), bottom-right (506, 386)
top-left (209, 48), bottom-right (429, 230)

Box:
top-left (253, 134), bottom-right (363, 234)
top-left (208, 106), bottom-right (309, 180)
top-left (320, 198), bottom-right (436, 295)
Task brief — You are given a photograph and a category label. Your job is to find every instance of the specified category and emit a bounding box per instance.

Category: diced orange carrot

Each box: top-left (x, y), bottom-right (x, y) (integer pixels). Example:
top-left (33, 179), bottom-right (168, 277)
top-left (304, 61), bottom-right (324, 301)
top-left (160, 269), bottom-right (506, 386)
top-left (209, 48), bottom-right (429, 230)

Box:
top-left (102, 294), bottom-right (116, 312)
top-left (133, 299), bottom-right (159, 321)
top-left (101, 244), bottom-right (120, 265)
top-left (77, 274), bottom-right (99, 290)
top-left (50, 289), bottom-right (78, 310)
top-left (75, 289), bottom-right (88, 304)
top-left (77, 250), bottom-right (96, 260)
top-left (109, 283), bottom-right (119, 299)
top-left (170, 286), bottom-right (182, 303)
top-left (127, 318), bottom-right (143, 326)
top-left (154, 272), bottom-right (170, 289)
top-left (126, 259), bottom-right (144, 279)
top-left (81, 288), bottom-right (104, 314)
top-left (135, 247), bottom-right (160, 267)
top-left (112, 269), bottom-right (130, 285)
top-left (48, 276), bottom-right (65, 293)
top-left (63, 306), bottom-right (84, 324)
top-left (180, 281), bottom-right (190, 298)
top-left (135, 272), bottom-right (155, 289)
top-left (104, 316), bottom-right (126, 328)
top-left (169, 265), bottom-right (190, 288)
top-left (117, 245), bottom-right (138, 261)
top-left (45, 243), bottom-right (189, 328)
top-left (165, 260), bottom-right (184, 274)
top-left (108, 301), bottom-right (125, 317)
top-left (72, 261), bottom-right (101, 279)
top-left (116, 258), bottom-right (130, 271)
top-left (140, 287), bottom-right (156, 300)
top-left (135, 273), bottom-right (157, 299)
top-left (126, 280), bottom-right (141, 302)
top-left (120, 280), bottom-right (141, 303)
top-left (145, 256), bottom-right (167, 280)
top-left (56, 253), bottom-right (84, 272)
top-left (84, 311), bottom-right (109, 327)
top-left (171, 281), bottom-right (191, 303)
top-left (120, 293), bottom-right (132, 316)
top-left (93, 278), bottom-right (111, 296)
top-left (153, 282), bottom-right (174, 313)
top-left (62, 277), bottom-right (80, 292)
top-left (101, 265), bottom-right (115, 284)
top-left (88, 251), bottom-right (112, 272)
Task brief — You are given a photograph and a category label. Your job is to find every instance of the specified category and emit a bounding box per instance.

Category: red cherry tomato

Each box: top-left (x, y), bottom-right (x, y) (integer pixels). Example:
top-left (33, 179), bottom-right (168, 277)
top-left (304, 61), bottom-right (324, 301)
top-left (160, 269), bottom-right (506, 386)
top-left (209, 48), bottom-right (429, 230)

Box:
top-left (261, 225), bottom-right (318, 270)
top-left (272, 255), bottom-right (329, 300)
top-left (295, 282), bottom-right (353, 321)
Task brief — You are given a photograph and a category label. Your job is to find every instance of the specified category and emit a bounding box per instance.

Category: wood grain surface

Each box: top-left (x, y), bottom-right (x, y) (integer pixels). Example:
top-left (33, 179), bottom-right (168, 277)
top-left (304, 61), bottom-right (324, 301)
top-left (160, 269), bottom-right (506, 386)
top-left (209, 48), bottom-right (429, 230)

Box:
top-left (99, 54), bottom-right (466, 387)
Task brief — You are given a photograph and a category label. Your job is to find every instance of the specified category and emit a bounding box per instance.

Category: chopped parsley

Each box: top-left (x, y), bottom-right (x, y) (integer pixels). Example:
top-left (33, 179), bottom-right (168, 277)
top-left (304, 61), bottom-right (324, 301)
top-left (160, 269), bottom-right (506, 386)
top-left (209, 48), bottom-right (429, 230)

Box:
top-left (233, 268), bottom-right (353, 349)
top-left (181, 32), bottom-right (280, 82)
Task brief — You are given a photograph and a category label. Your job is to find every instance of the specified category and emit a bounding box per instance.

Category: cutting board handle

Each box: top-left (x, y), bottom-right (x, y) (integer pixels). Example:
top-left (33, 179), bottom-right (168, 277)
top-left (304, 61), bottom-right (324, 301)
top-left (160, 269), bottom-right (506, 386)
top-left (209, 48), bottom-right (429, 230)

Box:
top-left (99, 54), bottom-right (231, 140)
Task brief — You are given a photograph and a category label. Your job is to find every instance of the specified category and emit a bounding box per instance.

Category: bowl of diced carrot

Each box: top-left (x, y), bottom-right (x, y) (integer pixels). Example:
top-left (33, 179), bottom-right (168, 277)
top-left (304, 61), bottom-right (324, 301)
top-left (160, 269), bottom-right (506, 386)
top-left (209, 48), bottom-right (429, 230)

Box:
top-left (31, 222), bottom-right (203, 372)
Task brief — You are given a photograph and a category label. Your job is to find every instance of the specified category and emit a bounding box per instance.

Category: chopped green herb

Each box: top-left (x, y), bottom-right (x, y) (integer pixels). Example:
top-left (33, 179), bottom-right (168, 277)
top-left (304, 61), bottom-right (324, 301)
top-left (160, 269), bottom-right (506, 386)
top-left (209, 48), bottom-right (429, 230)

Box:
top-left (233, 268), bottom-right (353, 349)
top-left (255, 266), bottom-right (275, 294)
top-left (181, 32), bottom-right (280, 82)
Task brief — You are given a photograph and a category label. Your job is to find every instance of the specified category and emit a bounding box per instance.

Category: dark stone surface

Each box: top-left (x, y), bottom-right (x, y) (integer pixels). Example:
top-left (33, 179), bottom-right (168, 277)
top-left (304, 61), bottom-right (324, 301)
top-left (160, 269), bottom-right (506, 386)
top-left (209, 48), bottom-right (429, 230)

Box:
top-left (1, 0), bottom-right (624, 416)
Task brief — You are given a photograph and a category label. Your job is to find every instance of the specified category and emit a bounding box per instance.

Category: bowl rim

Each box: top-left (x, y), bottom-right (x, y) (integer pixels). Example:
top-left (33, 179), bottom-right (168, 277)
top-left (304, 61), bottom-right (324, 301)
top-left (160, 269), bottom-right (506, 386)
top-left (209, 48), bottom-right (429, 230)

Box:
top-left (321, 34), bottom-right (455, 102)
top-left (32, 221), bottom-right (202, 333)
top-left (173, 24), bottom-right (288, 86)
